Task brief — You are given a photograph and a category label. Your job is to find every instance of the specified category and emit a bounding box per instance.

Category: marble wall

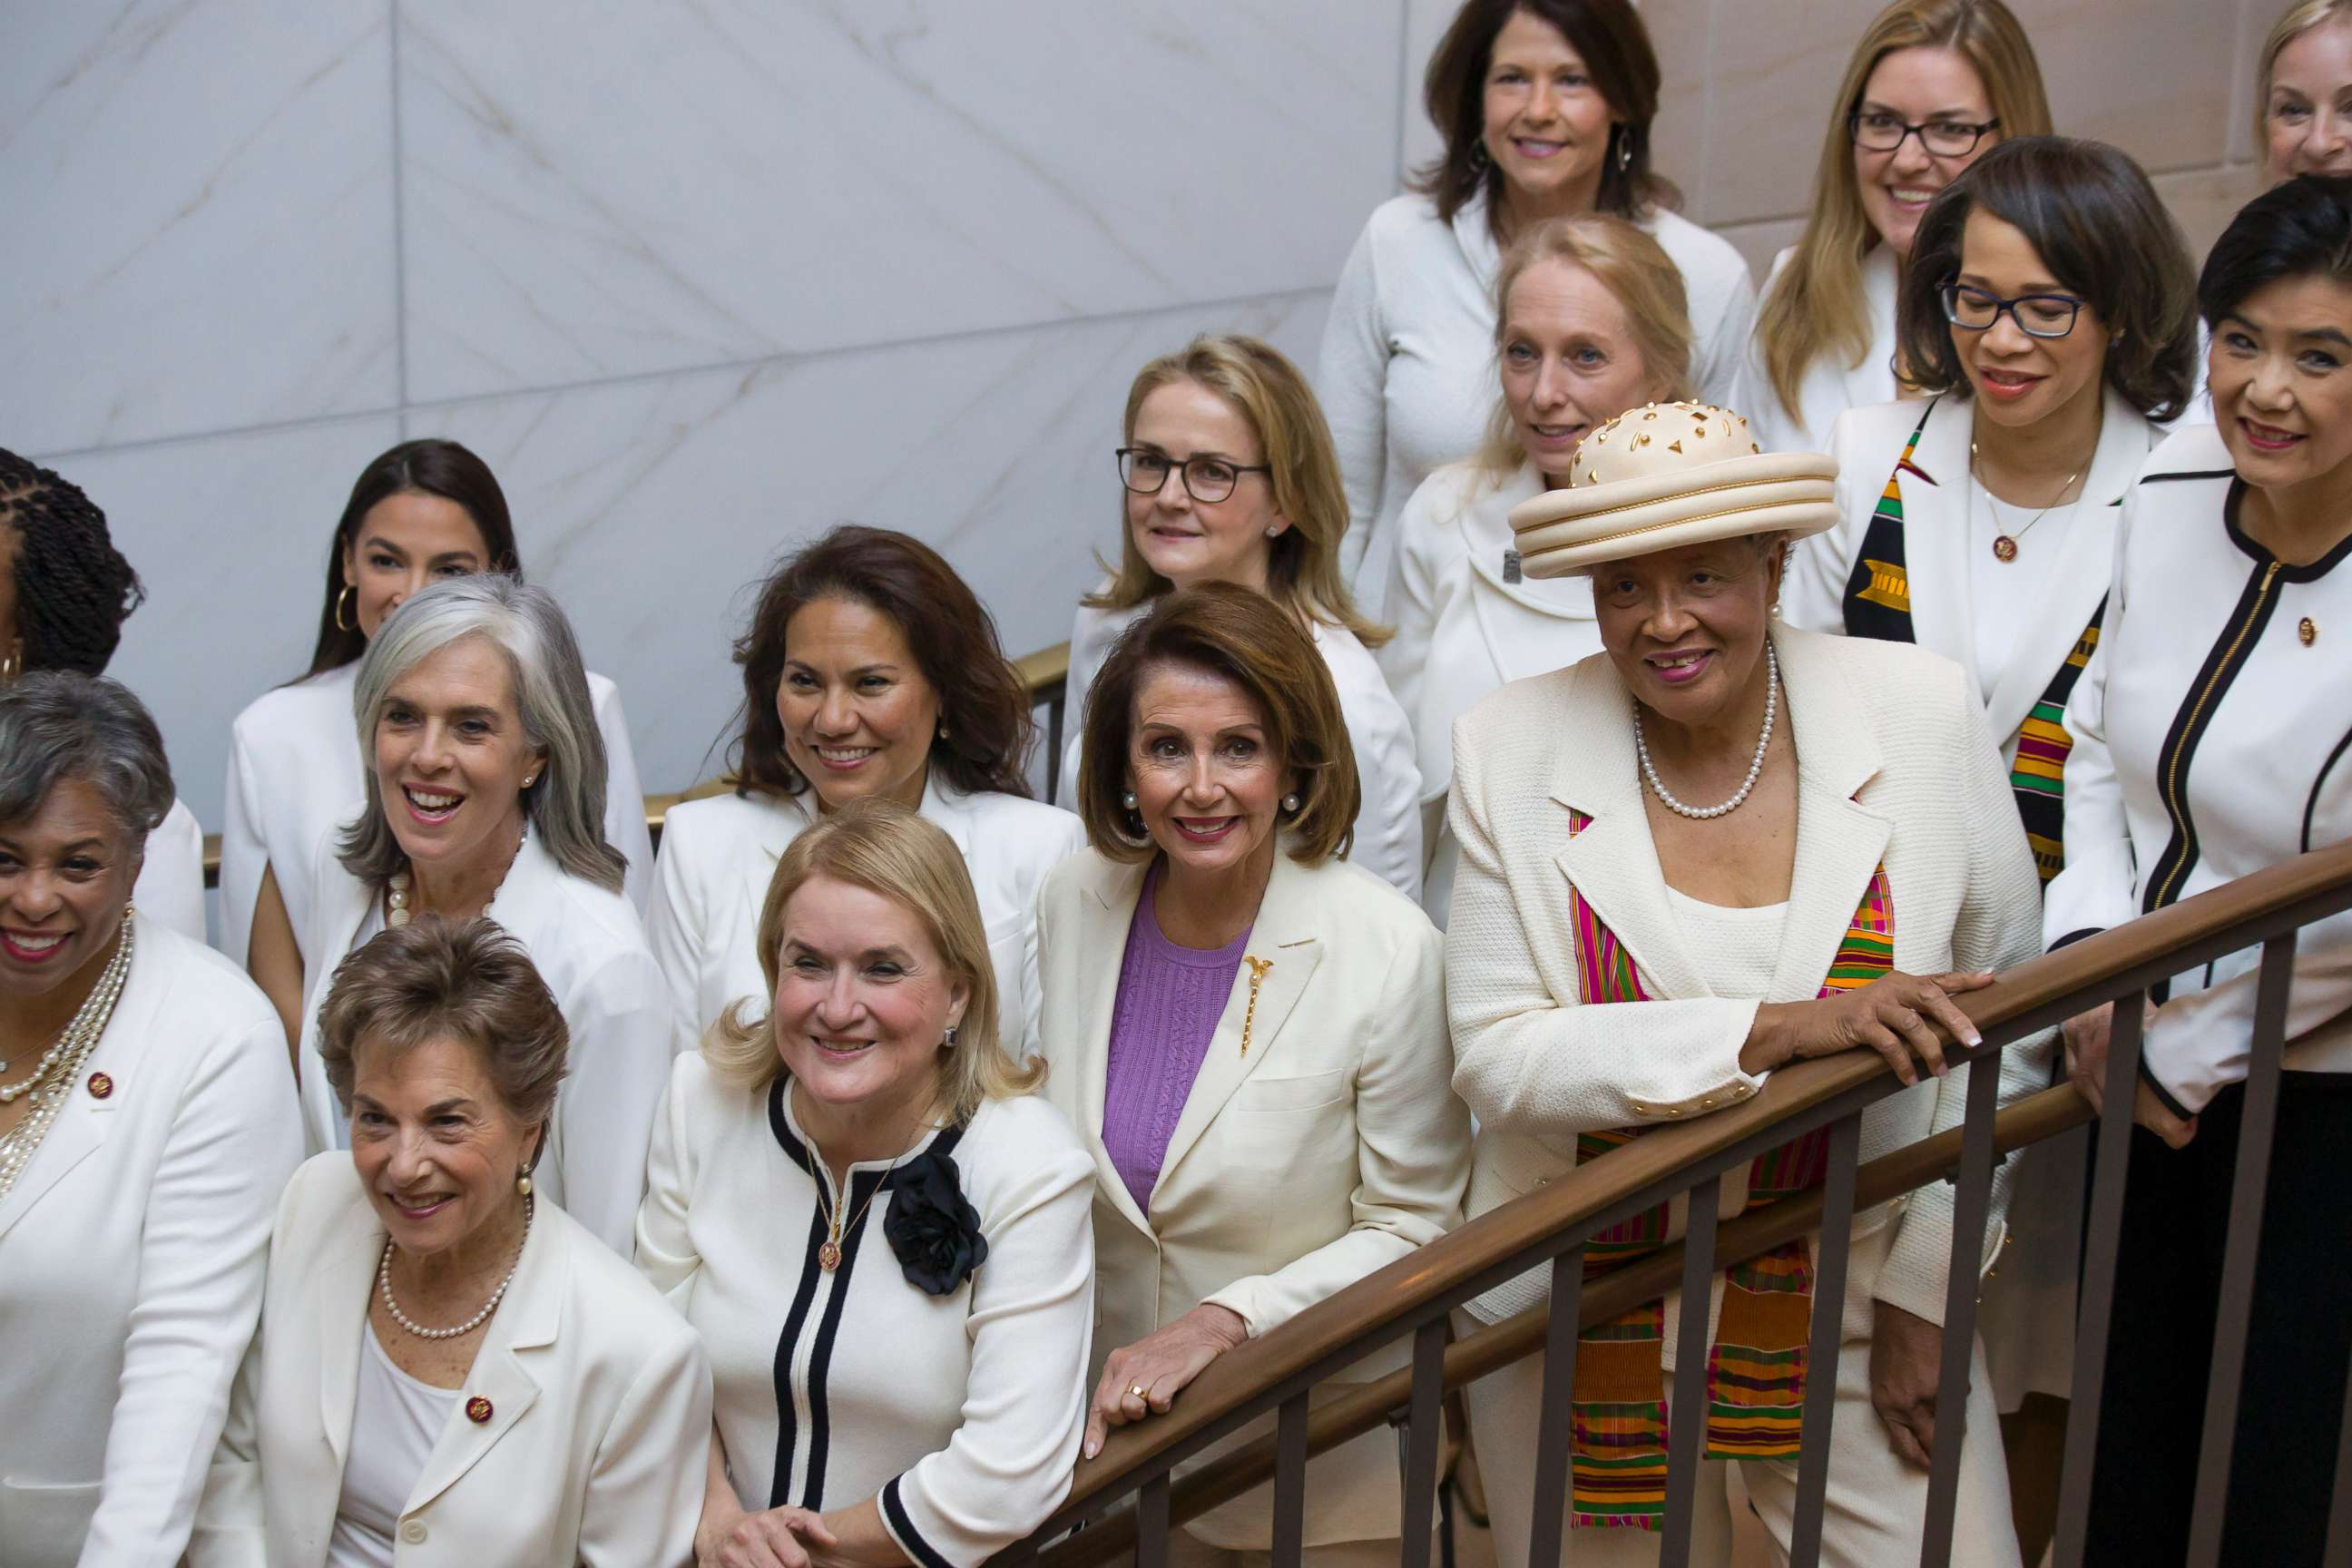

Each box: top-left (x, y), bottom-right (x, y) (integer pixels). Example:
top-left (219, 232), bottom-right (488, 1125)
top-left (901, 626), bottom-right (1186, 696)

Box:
top-left (9, 0), bottom-right (2274, 846)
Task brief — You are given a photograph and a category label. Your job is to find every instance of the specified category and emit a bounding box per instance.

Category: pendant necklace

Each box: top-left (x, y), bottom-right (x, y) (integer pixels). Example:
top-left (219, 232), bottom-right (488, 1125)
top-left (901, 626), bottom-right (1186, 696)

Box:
top-left (814, 1149), bottom-right (906, 1271)
top-left (1972, 435), bottom-right (2083, 564)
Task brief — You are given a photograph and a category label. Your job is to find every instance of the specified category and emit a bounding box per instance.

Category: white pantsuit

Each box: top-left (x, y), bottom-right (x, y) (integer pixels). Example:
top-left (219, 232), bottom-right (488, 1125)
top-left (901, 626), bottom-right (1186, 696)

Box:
top-left (1445, 629), bottom-right (2049, 1566)
top-left (131, 795), bottom-right (209, 945)
top-left (1034, 848), bottom-right (1471, 1553)
top-left (191, 1155), bottom-right (710, 1568)
top-left (1378, 458), bottom-right (1603, 924)
top-left (0, 916), bottom-right (303, 1568)
top-left (296, 832), bottom-right (670, 1258)
top-left (644, 779), bottom-right (1083, 1058)
top-left (1730, 246), bottom-right (1902, 457)
top-left (218, 661), bottom-right (652, 967)
top-left (1060, 598), bottom-right (1424, 905)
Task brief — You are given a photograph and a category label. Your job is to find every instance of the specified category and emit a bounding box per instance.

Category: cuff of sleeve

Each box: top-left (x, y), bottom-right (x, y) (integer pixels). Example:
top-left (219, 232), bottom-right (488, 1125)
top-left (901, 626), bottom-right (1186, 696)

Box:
top-left (1872, 1187), bottom-right (1966, 1328)
top-left (1628, 1002), bottom-right (1767, 1122)
top-left (1201, 1279), bottom-right (1270, 1338)
top-left (880, 1475), bottom-right (957, 1568)
top-left (2137, 1055), bottom-right (2201, 1120)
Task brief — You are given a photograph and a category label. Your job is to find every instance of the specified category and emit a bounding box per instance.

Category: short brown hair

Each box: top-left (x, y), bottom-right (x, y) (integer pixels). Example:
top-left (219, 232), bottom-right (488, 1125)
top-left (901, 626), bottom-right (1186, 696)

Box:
top-left (316, 920), bottom-right (569, 1159)
top-left (1414, 0), bottom-right (1677, 228)
top-left (705, 797), bottom-right (1041, 1122)
top-left (731, 526), bottom-right (1035, 801)
top-left (1897, 135), bottom-right (2199, 422)
top-left (1074, 583), bottom-right (1359, 867)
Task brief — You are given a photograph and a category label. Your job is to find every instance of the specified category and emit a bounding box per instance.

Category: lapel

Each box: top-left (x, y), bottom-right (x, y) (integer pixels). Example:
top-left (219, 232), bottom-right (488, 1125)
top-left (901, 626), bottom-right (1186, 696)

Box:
top-left (1978, 390), bottom-right (2149, 748)
top-left (1766, 632), bottom-right (1896, 1001)
top-left (1896, 397), bottom-right (1978, 691)
top-left (405, 1208), bottom-right (564, 1514)
top-left (919, 779), bottom-right (977, 858)
top-left (1154, 851), bottom-right (1326, 1197)
top-left (482, 832), bottom-right (564, 946)
top-left (1545, 663), bottom-right (1715, 1003)
top-left (1843, 249), bottom-right (1903, 411)
top-left (1070, 858), bottom-right (1155, 1239)
top-left (315, 1192), bottom-right (388, 1469)
top-left (1465, 465), bottom-right (1597, 685)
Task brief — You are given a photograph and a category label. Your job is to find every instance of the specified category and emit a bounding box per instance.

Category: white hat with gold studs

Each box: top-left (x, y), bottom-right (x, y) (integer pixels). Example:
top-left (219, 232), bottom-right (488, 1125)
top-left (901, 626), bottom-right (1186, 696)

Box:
top-left (1505, 402), bottom-right (1838, 579)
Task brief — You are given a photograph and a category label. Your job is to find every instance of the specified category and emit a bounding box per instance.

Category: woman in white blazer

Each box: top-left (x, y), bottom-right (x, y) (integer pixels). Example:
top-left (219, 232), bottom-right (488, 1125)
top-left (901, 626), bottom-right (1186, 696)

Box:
top-left (1062, 336), bottom-right (1423, 903)
top-left (0, 449), bottom-right (210, 943)
top-left (253, 575), bottom-right (670, 1258)
top-left (222, 438), bottom-right (650, 976)
top-left (1452, 406), bottom-right (2049, 1565)
top-left (648, 526), bottom-right (1081, 1061)
top-left (1381, 212), bottom-right (1695, 923)
top-left (640, 800), bottom-right (1095, 1567)
top-left (0, 674), bottom-right (303, 1567)
top-left (1320, 0), bottom-right (1753, 615)
top-left (1038, 586), bottom-right (1470, 1564)
top-left (2043, 175), bottom-right (2352, 1565)
top-left (195, 919), bottom-right (710, 1567)
top-left (1735, 0), bottom-right (2050, 456)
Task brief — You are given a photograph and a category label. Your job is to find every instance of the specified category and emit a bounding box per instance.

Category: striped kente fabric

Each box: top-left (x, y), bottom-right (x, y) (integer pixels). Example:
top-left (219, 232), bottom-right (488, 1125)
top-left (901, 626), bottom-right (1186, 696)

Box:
top-left (2008, 606), bottom-right (2105, 883)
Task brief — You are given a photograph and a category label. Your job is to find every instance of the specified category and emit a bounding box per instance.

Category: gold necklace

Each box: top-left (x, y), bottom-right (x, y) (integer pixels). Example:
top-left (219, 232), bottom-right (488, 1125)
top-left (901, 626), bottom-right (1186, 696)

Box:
top-left (814, 1153), bottom-right (903, 1272)
top-left (1971, 435), bottom-right (2084, 563)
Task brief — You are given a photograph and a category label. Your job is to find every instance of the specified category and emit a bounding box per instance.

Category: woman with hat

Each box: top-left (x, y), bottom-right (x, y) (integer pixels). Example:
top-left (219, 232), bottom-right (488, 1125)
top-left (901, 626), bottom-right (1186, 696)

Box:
top-left (1446, 403), bottom-right (2048, 1563)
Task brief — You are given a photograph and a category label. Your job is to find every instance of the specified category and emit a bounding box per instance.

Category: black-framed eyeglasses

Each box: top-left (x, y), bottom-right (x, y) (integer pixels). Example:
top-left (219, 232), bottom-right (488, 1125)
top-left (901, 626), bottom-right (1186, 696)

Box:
top-left (1115, 448), bottom-right (1272, 504)
top-left (1940, 281), bottom-right (2086, 339)
top-left (1847, 109), bottom-right (2000, 158)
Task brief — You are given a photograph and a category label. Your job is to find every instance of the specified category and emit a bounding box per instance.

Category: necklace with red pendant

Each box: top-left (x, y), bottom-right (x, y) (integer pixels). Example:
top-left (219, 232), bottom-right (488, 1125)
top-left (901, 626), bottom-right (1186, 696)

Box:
top-left (816, 1152), bottom-right (902, 1271)
top-left (1973, 434), bottom-right (2083, 563)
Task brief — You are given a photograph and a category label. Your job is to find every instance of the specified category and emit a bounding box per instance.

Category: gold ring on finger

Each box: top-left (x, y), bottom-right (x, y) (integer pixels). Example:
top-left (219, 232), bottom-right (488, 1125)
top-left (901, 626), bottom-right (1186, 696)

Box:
top-left (1130, 1384), bottom-right (1148, 1400)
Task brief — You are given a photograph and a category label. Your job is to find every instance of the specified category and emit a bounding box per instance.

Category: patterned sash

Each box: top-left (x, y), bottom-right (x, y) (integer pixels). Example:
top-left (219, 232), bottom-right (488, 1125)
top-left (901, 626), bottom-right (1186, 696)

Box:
top-left (1563, 810), bottom-right (1895, 1530)
top-left (1838, 402), bottom-right (1936, 643)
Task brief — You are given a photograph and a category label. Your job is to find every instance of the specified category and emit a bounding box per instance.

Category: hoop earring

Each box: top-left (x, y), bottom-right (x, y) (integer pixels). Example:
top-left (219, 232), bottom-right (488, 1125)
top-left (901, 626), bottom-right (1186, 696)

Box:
top-left (334, 584), bottom-right (358, 632)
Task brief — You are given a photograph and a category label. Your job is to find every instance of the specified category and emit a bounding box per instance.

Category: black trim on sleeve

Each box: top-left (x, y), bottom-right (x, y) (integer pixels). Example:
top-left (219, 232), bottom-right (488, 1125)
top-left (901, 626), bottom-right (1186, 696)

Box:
top-left (881, 1475), bottom-right (957, 1568)
top-left (2047, 927), bottom-right (2105, 954)
top-left (2306, 721), bottom-right (2352, 854)
top-left (2139, 1056), bottom-right (2198, 1123)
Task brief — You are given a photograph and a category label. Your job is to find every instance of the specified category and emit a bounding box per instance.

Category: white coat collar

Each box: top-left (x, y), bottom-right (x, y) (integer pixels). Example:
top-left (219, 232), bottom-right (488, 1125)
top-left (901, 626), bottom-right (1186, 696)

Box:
top-left (775, 776), bottom-right (977, 857)
top-left (1464, 463), bottom-right (1595, 617)
top-left (1846, 248), bottom-right (1902, 407)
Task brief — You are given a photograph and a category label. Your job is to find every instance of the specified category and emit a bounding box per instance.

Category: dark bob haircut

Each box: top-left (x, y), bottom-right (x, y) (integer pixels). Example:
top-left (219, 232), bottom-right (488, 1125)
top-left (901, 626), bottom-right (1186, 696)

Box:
top-left (306, 439), bottom-right (521, 679)
top-left (730, 525), bottom-right (1034, 802)
top-left (1074, 583), bottom-right (1359, 867)
top-left (1897, 135), bottom-right (2200, 423)
top-left (1414, 0), bottom-right (1676, 229)
top-left (2199, 172), bottom-right (2352, 330)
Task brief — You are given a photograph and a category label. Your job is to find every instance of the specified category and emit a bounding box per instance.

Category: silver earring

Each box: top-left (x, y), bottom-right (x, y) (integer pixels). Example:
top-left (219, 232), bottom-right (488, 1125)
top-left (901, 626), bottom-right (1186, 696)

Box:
top-left (937, 721), bottom-right (948, 740)
top-left (1122, 790), bottom-right (1138, 810)
top-left (1264, 526), bottom-right (1280, 538)
top-left (1281, 792), bottom-right (1302, 815)
top-left (943, 1024), bottom-right (959, 1049)
top-left (1615, 126), bottom-right (1634, 172)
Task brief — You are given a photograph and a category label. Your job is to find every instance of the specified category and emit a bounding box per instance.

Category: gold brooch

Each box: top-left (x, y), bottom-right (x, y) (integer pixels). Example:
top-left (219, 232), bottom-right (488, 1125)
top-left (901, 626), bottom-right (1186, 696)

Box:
top-left (1239, 956), bottom-right (1273, 1056)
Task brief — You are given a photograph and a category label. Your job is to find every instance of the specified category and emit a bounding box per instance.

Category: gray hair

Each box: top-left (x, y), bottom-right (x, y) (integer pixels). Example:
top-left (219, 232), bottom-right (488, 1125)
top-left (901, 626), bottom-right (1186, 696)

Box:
top-left (337, 574), bottom-right (624, 893)
top-left (0, 671), bottom-right (174, 846)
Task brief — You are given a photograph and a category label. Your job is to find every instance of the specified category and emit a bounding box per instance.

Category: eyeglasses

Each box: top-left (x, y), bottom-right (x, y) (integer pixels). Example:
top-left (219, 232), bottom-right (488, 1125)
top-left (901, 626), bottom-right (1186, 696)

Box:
top-left (1940, 281), bottom-right (2086, 339)
top-left (1116, 448), bottom-right (1272, 505)
top-left (1848, 110), bottom-right (2000, 159)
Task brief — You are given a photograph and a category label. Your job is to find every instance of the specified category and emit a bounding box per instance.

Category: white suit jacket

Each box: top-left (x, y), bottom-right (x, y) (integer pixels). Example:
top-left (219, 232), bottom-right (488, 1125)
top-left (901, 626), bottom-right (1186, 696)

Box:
top-left (1791, 388), bottom-right (2161, 763)
top-left (1034, 848), bottom-right (1470, 1548)
top-left (131, 796), bottom-right (208, 945)
top-left (1059, 596), bottom-right (1425, 904)
top-left (644, 779), bottom-right (1083, 1058)
top-left (1732, 245), bottom-right (1903, 457)
top-left (217, 662), bottom-right (652, 968)
top-left (296, 831), bottom-right (670, 1257)
top-left (191, 1155), bottom-right (710, 1568)
top-left (0, 916), bottom-right (301, 1568)
top-left (1378, 459), bottom-right (1603, 925)
top-left (1446, 628), bottom-right (2053, 1335)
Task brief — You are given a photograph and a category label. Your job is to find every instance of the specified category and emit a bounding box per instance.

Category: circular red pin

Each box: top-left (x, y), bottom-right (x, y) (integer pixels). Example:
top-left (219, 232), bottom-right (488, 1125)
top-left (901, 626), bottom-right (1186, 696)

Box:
top-left (465, 1396), bottom-right (493, 1425)
top-left (86, 1072), bottom-right (113, 1100)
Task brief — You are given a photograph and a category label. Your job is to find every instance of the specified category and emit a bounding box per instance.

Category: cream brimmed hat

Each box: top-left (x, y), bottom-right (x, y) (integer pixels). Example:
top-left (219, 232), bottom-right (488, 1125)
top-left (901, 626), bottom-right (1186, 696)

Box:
top-left (1507, 402), bottom-right (1838, 579)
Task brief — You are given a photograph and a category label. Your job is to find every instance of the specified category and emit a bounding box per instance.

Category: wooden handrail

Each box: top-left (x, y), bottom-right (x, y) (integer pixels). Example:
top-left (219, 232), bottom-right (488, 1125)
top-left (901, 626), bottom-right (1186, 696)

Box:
top-left (1011, 836), bottom-right (2352, 1551)
top-left (196, 642), bottom-right (1074, 885)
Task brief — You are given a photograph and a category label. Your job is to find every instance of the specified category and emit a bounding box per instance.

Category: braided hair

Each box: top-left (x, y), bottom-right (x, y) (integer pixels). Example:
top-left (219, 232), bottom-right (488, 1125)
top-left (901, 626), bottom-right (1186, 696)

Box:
top-left (0, 448), bottom-right (144, 676)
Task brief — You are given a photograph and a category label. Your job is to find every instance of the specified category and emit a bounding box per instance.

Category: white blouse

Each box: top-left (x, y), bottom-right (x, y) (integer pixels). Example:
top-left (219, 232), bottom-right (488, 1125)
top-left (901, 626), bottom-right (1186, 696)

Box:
top-left (1664, 889), bottom-right (1789, 1002)
top-left (1061, 597), bottom-right (1424, 904)
top-left (325, 1325), bottom-right (457, 1568)
top-left (2045, 422), bottom-right (2352, 1113)
top-left (1379, 458), bottom-right (1602, 924)
top-left (645, 780), bottom-right (1083, 1060)
top-left (1318, 190), bottom-right (1757, 614)
top-left (217, 661), bottom-right (653, 968)
top-left (636, 1059), bottom-right (1096, 1567)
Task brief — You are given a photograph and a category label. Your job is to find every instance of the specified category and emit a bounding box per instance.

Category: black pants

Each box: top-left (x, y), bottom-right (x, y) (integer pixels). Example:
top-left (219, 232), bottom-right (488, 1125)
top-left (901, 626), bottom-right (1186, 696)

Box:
top-left (2080, 1073), bottom-right (2352, 1566)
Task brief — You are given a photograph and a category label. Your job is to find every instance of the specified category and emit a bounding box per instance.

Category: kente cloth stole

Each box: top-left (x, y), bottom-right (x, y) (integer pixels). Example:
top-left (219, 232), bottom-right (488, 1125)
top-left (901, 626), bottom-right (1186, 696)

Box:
top-left (1561, 810), bottom-right (1894, 1530)
top-left (2009, 599), bottom-right (2105, 883)
top-left (1838, 401), bottom-right (1937, 643)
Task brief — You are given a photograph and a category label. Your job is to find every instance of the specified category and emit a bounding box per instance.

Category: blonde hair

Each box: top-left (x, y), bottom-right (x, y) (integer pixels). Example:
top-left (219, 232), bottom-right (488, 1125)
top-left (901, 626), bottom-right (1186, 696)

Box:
top-left (1085, 335), bottom-right (1387, 648)
top-left (1475, 214), bottom-right (1697, 484)
top-left (1752, 0), bottom-right (2051, 425)
top-left (2258, 0), bottom-right (2352, 157)
top-left (701, 798), bottom-right (1041, 1122)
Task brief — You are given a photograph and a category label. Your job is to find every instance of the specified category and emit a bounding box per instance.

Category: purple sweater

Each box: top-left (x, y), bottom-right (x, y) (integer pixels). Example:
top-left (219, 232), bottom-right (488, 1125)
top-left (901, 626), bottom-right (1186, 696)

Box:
top-left (1101, 867), bottom-right (1251, 1216)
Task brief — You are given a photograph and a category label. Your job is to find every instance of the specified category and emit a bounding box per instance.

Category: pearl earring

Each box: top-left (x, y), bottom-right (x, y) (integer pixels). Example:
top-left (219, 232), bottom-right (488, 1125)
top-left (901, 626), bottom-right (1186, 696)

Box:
top-left (1264, 526), bottom-right (1280, 538)
top-left (1281, 792), bottom-right (1301, 815)
top-left (515, 1171), bottom-right (533, 1197)
top-left (1122, 790), bottom-right (1138, 810)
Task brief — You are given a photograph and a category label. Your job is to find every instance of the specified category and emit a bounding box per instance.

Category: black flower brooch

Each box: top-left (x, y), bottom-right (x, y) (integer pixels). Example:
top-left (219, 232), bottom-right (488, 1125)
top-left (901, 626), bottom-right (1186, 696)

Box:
top-left (884, 1148), bottom-right (989, 1296)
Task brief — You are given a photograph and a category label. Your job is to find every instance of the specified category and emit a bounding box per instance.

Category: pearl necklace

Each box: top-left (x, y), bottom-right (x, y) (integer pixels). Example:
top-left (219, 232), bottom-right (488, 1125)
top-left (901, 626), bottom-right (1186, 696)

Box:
top-left (1633, 642), bottom-right (1779, 820)
top-left (377, 1194), bottom-right (534, 1340)
top-left (0, 917), bottom-right (136, 1204)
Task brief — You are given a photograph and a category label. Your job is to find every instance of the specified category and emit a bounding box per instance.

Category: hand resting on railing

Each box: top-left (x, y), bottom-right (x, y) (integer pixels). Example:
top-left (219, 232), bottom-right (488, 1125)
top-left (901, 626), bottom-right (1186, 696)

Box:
top-left (1741, 968), bottom-right (1993, 1088)
top-left (1082, 1303), bottom-right (1249, 1461)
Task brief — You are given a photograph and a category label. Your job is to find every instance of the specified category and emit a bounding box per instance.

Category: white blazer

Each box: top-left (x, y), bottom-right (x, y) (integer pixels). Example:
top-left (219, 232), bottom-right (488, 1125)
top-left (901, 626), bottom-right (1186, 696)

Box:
top-left (217, 661), bottom-right (652, 968)
top-left (644, 779), bottom-right (1083, 1058)
top-left (1792, 389), bottom-right (2161, 764)
top-left (1059, 596), bottom-right (1425, 904)
top-left (296, 831), bottom-right (670, 1258)
top-left (0, 916), bottom-right (302, 1568)
top-left (1445, 629), bottom-right (2053, 1336)
top-left (1034, 848), bottom-right (1470, 1549)
top-left (1732, 245), bottom-right (1903, 456)
top-left (132, 795), bottom-right (208, 945)
top-left (192, 1155), bottom-right (710, 1568)
top-left (1378, 459), bottom-right (1603, 925)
